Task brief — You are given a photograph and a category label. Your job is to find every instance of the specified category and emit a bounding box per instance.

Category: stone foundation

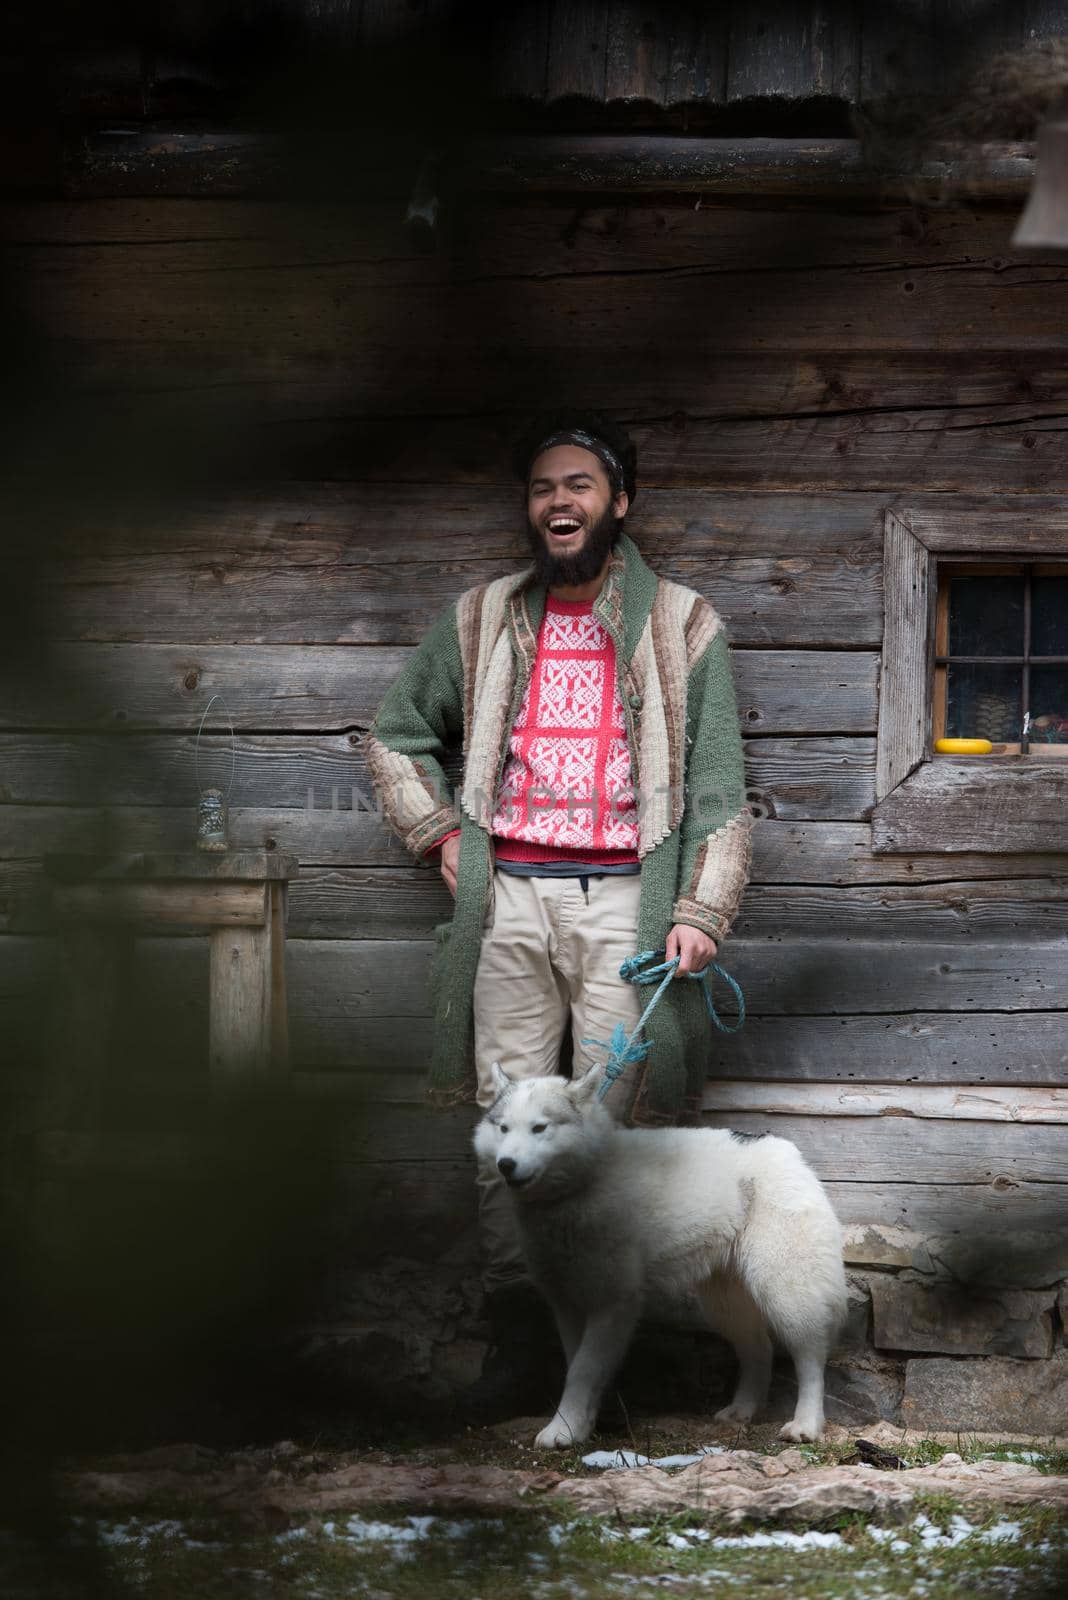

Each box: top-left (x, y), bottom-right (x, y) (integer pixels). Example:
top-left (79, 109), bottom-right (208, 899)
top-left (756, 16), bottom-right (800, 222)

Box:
top-left (322, 1216), bottom-right (1068, 1433)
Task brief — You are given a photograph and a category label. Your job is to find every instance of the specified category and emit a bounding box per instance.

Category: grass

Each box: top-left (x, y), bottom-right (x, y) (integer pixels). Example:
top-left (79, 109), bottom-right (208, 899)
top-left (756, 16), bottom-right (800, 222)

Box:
top-left (7, 1425), bottom-right (1064, 1599)
top-left (3, 1497), bottom-right (1064, 1600)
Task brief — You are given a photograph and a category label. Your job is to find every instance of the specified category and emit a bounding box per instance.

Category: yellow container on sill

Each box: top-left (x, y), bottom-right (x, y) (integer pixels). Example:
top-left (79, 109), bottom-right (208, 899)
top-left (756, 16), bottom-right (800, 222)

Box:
top-left (935, 737), bottom-right (993, 754)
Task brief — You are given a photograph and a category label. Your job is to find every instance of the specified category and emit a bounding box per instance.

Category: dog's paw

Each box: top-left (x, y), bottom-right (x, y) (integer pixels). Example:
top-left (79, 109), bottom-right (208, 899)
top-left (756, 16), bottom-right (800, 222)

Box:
top-left (535, 1416), bottom-right (584, 1450)
top-left (714, 1403), bottom-right (756, 1427)
top-left (778, 1418), bottom-right (821, 1443)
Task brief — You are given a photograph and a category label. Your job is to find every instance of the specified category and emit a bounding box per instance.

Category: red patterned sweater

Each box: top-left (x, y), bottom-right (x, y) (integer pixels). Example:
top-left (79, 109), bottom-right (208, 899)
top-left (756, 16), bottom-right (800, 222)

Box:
top-left (431, 597), bottom-right (641, 867)
top-left (490, 596), bottom-right (639, 867)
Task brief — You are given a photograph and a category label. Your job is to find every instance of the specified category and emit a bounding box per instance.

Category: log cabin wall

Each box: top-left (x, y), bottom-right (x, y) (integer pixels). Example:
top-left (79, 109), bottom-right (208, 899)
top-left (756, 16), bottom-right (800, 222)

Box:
top-left (3, 177), bottom-right (1067, 1426)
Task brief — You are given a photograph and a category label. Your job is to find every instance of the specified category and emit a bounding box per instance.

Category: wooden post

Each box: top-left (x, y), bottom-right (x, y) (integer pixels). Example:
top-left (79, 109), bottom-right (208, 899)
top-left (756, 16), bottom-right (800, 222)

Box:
top-left (209, 923), bottom-right (272, 1082)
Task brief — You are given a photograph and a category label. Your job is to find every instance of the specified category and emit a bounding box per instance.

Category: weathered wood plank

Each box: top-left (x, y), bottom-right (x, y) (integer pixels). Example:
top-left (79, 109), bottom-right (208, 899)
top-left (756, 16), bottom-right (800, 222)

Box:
top-left (547, 1), bottom-right (609, 101)
top-left (14, 863), bottom-right (1068, 941)
top-left (184, 936), bottom-right (1068, 1029)
top-left (289, 1009), bottom-right (1068, 1088)
top-left (40, 554), bottom-right (882, 648)
top-left (453, 137), bottom-right (1034, 198)
top-left (33, 484), bottom-right (885, 563)
top-left (873, 760), bottom-right (1068, 854)
top-left (708, 1112), bottom-right (1068, 1185)
top-left (15, 356), bottom-right (1068, 495)
top-left (3, 645), bottom-right (878, 733)
top-left (4, 198), bottom-right (1058, 282)
top-left (490, 0), bottom-right (553, 100)
top-left (276, 933), bottom-right (1068, 1020)
top-left (748, 821), bottom-right (1068, 886)
top-left (905, 507), bottom-right (1068, 553)
top-left (25, 1129), bottom-right (1068, 1270)
top-left (10, 930), bottom-right (1066, 1079)
top-left (877, 511), bottom-right (929, 800)
top-left (16, 236), bottom-right (1067, 357)
top-left (6, 807), bottom-right (1066, 882)
top-left (0, 732), bottom-right (873, 821)
top-left (822, 1178), bottom-right (1068, 1241)
top-left (605, 1), bottom-right (728, 105)
top-left (122, 1093), bottom-right (1060, 1182)
top-left (241, 406), bottom-right (1068, 486)
top-left (5, 932), bottom-right (1066, 1086)
top-left (34, 1098), bottom-right (1066, 1184)
top-left (297, 1071), bottom-right (1068, 1117)
top-left (728, 2), bottom-right (859, 102)
top-left (699, 1080), bottom-right (1068, 1123)
top-left (36, 489), bottom-right (1066, 565)
top-left (859, 0), bottom-right (947, 101)
top-left (282, 872), bottom-right (1068, 943)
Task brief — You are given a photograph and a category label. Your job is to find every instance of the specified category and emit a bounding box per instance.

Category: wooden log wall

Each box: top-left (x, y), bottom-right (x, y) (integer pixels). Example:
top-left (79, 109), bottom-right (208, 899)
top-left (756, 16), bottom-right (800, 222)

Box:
top-left (2, 189), bottom-right (1068, 1323)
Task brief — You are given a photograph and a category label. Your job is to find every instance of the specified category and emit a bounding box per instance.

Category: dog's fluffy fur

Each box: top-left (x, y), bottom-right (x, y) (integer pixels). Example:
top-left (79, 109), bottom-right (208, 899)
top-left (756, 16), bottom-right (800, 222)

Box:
top-left (474, 1065), bottom-right (848, 1448)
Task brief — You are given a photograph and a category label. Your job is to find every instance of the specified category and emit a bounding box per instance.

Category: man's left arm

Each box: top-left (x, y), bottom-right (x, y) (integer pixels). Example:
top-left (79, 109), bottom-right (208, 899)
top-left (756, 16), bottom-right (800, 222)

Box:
top-left (669, 625), bottom-right (752, 970)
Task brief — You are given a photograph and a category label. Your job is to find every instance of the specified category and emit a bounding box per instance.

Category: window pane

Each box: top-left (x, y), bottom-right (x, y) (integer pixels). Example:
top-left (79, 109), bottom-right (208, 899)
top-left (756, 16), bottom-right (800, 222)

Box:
top-left (1031, 577), bottom-right (1068, 657)
top-left (946, 664), bottom-right (1022, 742)
top-left (947, 576), bottom-right (1025, 656)
top-left (1030, 666), bottom-right (1068, 744)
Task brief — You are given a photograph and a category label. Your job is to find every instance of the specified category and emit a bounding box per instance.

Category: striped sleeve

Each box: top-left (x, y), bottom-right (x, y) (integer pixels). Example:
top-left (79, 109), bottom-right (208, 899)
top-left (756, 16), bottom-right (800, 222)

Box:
top-left (365, 605), bottom-right (464, 860)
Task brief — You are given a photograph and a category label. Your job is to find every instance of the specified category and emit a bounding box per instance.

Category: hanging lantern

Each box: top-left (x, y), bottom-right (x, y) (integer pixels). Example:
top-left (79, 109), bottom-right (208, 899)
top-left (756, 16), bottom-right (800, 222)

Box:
top-left (1013, 98), bottom-right (1068, 252)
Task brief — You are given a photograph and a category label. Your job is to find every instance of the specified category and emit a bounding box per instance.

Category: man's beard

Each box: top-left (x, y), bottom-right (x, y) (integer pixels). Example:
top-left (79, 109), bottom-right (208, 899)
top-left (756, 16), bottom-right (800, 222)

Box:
top-left (526, 505), bottom-right (623, 588)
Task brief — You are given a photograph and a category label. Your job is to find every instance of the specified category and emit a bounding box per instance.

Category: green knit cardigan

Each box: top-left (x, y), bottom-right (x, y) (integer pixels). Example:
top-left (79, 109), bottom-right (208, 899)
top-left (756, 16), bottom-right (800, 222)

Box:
top-left (366, 535), bottom-right (751, 1125)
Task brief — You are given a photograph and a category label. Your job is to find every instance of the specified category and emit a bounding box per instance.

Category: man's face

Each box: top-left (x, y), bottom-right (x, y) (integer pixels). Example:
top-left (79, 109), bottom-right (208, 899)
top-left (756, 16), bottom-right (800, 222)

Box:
top-left (525, 445), bottom-right (629, 587)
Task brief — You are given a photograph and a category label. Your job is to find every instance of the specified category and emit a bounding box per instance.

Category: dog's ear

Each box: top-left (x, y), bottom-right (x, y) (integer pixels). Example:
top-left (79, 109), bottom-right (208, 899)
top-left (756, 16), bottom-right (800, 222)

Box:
top-left (488, 1060), bottom-right (513, 1098)
top-left (568, 1065), bottom-right (604, 1106)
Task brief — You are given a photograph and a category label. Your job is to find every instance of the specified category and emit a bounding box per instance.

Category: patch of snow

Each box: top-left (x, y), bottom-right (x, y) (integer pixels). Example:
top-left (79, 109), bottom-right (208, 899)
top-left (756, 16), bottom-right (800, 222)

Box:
top-left (582, 1449), bottom-right (652, 1469)
top-left (985, 1450), bottom-right (1046, 1464)
top-left (581, 1445), bottom-right (726, 1471)
top-left (710, 1530), bottom-right (845, 1551)
top-left (980, 1521), bottom-right (1022, 1544)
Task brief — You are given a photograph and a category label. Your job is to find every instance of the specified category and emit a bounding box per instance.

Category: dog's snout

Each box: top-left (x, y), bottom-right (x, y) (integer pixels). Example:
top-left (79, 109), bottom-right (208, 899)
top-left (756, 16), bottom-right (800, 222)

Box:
top-left (497, 1156), bottom-right (517, 1178)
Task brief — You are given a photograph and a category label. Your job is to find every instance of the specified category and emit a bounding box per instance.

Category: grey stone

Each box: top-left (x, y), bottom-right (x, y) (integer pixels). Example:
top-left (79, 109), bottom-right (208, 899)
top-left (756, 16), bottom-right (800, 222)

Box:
top-left (837, 1273), bottom-right (873, 1349)
top-left (902, 1352), bottom-right (1068, 1433)
top-left (927, 1231), bottom-right (1068, 1289)
top-left (824, 1355), bottom-right (905, 1426)
top-left (872, 1278), bottom-right (1055, 1359)
top-left (843, 1224), bottom-right (935, 1273)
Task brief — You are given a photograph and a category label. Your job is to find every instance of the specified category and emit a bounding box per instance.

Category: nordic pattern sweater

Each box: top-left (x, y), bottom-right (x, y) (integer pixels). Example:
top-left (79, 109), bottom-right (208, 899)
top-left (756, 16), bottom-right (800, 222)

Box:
top-left (366, 534), bottom-right (752, 1125)
top-left (492, 594), bottom-right (640, 865)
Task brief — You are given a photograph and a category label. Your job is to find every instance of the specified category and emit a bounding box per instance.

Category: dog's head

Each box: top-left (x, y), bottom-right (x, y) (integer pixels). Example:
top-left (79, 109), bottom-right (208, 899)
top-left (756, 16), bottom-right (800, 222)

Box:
top-left (473, 1062), bottom-right (610, 1198)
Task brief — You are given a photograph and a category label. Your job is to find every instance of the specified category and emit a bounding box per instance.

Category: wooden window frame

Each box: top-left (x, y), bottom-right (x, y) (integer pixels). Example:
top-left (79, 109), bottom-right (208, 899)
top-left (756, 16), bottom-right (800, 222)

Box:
top-left (871, 509), bottom-right (1068, 854)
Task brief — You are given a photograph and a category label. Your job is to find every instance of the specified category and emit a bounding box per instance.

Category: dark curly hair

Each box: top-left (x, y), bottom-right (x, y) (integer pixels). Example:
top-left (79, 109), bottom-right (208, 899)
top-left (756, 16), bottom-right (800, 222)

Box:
top-left (512, 409), bottom-right (638, 505)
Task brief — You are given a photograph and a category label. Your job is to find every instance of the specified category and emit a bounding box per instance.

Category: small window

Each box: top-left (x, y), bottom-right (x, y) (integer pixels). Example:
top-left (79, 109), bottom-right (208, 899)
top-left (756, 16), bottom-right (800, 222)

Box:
top-left (934, 562), bottom-right (1068, 757)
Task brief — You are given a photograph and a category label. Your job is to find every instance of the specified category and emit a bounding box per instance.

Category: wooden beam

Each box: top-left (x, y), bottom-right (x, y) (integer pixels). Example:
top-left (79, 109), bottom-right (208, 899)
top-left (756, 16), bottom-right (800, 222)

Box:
top-left (452, 137), bottom-right (1035, 197)
top-left (50, 880), bottom-right (268, 929)
top-left (63, 133), bottom-right (1038, 200)
top-left (698, 1080), bottom-right (1068, 1123)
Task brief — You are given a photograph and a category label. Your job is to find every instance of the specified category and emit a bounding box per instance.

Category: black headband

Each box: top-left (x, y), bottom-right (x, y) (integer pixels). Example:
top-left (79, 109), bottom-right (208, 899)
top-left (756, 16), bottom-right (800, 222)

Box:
top-left (531, 428), bottom-right (626, 491)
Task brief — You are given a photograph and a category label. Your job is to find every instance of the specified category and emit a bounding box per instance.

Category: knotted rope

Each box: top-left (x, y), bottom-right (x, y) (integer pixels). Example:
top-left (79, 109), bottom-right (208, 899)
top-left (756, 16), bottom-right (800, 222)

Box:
top-left (583, 949), bottom-right (746, 1104)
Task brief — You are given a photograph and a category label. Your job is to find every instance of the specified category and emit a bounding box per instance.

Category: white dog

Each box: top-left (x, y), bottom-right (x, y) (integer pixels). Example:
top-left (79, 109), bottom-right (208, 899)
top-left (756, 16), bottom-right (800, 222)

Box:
top-left (473, 1064), bottom-right (848, 1449)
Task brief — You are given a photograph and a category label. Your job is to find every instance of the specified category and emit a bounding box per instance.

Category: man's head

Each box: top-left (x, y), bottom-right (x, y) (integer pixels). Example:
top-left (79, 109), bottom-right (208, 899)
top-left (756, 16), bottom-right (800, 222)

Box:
top-left (514, 411), bottom-right (638, 589)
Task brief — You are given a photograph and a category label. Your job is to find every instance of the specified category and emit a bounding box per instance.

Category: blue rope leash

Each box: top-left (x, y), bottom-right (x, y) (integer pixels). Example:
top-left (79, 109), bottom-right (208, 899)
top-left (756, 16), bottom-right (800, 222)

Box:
top-left (583, 949), bottom-right (746, 1104)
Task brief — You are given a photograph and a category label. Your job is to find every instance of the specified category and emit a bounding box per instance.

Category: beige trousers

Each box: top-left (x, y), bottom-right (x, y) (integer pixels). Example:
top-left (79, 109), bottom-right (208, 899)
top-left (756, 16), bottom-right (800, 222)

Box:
top-left (472, 869), bottom-right (644, 1290)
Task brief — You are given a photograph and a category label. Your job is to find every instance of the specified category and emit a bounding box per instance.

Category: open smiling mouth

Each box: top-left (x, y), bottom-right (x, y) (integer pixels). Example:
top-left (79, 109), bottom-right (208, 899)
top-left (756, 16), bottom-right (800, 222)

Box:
top-left (546, 516), bottom-right (584, 539)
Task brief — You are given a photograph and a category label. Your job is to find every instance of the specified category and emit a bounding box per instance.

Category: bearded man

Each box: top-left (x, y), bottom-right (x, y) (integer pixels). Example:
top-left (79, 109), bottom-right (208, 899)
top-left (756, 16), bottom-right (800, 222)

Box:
top-left (366, 411), bottom-right (752, 1413)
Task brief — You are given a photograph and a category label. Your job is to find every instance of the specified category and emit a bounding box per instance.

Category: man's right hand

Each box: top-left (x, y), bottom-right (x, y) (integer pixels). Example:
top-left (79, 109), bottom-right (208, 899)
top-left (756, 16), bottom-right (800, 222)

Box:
top-left (439, 833), bottom-right (460, 898)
